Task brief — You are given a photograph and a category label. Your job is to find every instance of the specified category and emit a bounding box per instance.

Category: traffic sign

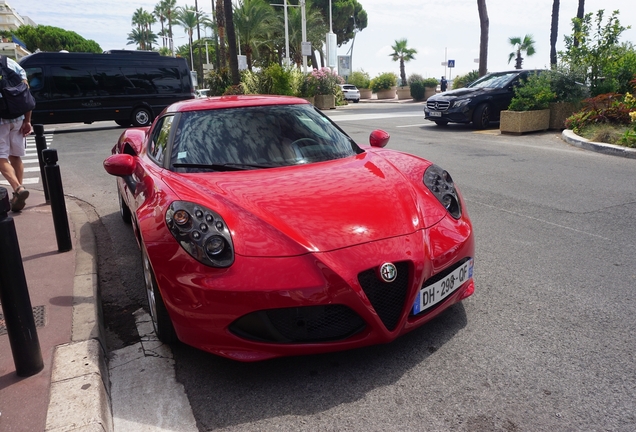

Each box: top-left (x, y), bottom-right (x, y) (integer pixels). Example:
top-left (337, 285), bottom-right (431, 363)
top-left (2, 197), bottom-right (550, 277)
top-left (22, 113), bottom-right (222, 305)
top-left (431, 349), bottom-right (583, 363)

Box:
top-left (448, 60), bottom-right (455, 68)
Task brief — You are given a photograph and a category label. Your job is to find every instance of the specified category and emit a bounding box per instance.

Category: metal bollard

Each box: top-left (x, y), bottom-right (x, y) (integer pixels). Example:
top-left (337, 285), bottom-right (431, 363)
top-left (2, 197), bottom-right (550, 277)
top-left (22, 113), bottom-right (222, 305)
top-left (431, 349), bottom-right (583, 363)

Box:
top-left (33, 124), bottom-right (50, 203)
top-left (0, 188), bottom-right (44, 377)
top-left (42, 149), bottom-right (72, 252)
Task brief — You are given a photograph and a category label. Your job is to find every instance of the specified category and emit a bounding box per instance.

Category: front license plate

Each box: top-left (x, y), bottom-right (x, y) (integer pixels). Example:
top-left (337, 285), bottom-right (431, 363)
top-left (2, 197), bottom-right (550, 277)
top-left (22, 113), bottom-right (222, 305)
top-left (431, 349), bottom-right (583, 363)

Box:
top-left (429, 111), bottom-right (442, 117)
top-left (412, 258), bottom-right (474, 315)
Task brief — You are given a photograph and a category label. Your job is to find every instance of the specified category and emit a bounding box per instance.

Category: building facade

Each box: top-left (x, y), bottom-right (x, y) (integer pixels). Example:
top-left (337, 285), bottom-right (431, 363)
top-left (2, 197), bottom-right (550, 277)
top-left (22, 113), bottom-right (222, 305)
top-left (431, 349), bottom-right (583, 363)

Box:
top-left (0, 0), bottom-right (35, 60)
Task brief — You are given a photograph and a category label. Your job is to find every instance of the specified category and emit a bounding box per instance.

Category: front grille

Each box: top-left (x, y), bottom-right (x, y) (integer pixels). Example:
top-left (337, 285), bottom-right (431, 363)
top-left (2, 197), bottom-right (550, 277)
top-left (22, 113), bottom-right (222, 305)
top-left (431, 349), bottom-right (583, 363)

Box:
top-left (357, 262), bottom-right (410, 331)
top-left (230, 305), bottom-right (366, 344)
top-left (427, 100), bottom-right (451, 111)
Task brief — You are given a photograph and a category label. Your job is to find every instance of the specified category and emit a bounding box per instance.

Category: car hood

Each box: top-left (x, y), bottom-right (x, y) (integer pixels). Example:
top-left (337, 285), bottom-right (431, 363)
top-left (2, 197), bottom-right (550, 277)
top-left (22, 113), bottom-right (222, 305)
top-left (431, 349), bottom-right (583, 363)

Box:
top-left (429, 87), bottom-right (490, 100)
top-left (163, 151), bottom-right (447, 257)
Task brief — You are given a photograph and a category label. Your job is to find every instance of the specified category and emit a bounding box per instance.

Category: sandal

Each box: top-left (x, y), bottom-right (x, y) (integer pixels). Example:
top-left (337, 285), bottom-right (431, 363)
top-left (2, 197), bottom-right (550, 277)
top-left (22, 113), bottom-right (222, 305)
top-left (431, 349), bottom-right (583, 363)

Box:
top-left (10, 185), bottom-right (29, 212)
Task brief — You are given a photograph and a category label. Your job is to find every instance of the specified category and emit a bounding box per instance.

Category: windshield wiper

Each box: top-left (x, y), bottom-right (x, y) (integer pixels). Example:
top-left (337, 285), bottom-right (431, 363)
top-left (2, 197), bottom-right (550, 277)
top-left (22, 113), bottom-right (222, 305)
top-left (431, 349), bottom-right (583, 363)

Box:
top-left (172, 162), bottom-right (278, 171)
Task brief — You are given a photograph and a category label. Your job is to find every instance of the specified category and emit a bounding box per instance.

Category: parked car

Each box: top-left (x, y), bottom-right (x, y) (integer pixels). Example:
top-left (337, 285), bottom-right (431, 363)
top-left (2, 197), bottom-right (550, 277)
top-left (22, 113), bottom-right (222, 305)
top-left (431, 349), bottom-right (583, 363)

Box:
top-left (424, 70), bottom-right (542, 129)
top-left (339, 84), bottom-right (360, 103)
top-left (195, 88), bottom-right (210, 98)
top-left (103, 95), bottom-right (475, 362)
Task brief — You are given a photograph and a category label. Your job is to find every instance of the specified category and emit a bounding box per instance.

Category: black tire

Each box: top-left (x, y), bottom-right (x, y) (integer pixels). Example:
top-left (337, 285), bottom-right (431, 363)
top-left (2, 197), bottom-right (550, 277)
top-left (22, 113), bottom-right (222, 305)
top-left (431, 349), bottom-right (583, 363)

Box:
top-left (353, 99), bottom-right (359, 103)
top-left (115, 119), bottom-right (131, 127)
top-left (434, 120), bottom-right (449, 126)
top-left (118, 188), bottom-right (132, 224)
top-left (142, 246), bottom-right (178, 343)
top-left (472, 103), bottom-right (491, 129)
top-left (131, 107), bottom-right (153, 127)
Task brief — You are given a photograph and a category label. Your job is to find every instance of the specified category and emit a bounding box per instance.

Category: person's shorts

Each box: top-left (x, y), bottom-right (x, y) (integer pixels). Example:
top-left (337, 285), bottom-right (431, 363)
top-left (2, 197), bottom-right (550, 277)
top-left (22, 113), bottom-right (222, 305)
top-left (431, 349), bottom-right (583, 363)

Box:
top-left (0, 120), bottom-right (26, 159)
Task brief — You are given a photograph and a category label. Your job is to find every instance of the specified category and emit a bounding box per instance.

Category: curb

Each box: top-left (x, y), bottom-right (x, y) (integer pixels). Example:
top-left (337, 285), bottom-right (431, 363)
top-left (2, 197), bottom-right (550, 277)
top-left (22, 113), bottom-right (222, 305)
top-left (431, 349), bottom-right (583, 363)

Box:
top-left (562, 129), bottom-right (636, 159)
top-left (45, 198), bottom-right (113, 432)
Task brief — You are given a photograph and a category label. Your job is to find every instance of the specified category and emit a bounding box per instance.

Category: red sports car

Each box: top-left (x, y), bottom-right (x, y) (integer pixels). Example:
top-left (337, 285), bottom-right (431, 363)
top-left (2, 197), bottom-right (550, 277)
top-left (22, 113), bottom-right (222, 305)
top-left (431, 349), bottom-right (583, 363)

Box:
top-left (103, 95), bottom-right (475, 362)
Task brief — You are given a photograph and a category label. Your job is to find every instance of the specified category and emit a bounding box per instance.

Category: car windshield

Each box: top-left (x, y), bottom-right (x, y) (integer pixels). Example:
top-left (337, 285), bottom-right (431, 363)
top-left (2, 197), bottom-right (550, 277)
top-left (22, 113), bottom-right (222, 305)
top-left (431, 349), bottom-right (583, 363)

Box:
top-left (468, 72), bottom-right (520, 89)
top-left (170, 104), bottom-right (361, 172)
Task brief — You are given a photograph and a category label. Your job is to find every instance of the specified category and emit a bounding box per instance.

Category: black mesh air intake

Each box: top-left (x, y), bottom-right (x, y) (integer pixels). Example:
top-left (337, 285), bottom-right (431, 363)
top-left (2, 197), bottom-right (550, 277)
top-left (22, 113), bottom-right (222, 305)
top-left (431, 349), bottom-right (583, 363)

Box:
top-left (357, 262), bottom-right (410, 331)
top-left (230, 305), bottom-right (366, 343)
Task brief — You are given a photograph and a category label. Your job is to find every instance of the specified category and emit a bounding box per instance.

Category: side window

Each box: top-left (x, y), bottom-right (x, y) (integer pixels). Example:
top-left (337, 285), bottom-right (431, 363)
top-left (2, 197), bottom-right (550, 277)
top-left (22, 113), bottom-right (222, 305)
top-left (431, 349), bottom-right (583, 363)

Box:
top-left (26, 67), bottom-right (44, 91)
top-left (148, 115), bottom-right (174, 165)
top-left (50, 66), bottom-right (100, 98)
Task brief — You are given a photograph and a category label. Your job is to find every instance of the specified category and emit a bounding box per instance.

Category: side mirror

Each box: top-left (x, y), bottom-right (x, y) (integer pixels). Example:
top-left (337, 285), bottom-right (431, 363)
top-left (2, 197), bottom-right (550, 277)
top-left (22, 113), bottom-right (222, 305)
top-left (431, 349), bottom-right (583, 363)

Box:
top-left (104, 154), bottom-right (135, 177)
top-left (369, 129), bottom-right (390, 148)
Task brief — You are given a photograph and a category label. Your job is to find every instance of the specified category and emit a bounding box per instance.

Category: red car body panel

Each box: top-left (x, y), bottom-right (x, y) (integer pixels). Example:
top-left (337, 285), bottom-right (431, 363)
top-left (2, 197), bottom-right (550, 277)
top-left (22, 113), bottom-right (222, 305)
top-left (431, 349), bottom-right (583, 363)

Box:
top-left (106, 96), bottom-right (475, 361)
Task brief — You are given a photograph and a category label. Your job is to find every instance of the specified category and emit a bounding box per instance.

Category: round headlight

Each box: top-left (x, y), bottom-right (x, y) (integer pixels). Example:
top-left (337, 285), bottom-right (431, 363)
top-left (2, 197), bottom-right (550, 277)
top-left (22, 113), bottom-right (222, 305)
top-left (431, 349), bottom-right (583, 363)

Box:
top-left (173, 209), bottom-right (190, 226)
top-left (205, 235), bottom-right (225, 256)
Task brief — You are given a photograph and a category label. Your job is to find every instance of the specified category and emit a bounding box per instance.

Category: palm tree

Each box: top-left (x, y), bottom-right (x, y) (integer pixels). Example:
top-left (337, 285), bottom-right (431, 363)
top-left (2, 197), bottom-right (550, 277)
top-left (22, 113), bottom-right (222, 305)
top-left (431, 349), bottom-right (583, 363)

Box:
top-left (574, 0), bottom-right (585, 47)
top-left (175, 6), bottom-right (200, 71)
top-left (550, 0), bottom-right (559, 67)
top-left (389, 38), bottom-right (417, 87)
top-left (233, 0), bottom-right (277, 71)
top-left (154, 2), bottom-right (167, 48)
top-left (477, 0), bottom-right (489, 77)
top-left (216, 0), bottom-right (227, 69)
top-left (131, 8), bottom-right (157, 50)
top-left (273, 0), bottom-right (326, 69)
top-left (162, 0), bottom-right (178, 54)
top-left (224, 0), bottom-right (240, 85)
top-left (508, 34), bottom-right (536, 69)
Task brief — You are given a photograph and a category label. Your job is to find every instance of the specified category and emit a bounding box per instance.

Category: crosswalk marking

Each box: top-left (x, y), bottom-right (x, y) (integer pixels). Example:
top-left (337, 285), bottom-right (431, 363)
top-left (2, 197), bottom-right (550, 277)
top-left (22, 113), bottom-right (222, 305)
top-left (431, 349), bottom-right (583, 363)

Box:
top-left (0, 135), bottom-right (51, 188)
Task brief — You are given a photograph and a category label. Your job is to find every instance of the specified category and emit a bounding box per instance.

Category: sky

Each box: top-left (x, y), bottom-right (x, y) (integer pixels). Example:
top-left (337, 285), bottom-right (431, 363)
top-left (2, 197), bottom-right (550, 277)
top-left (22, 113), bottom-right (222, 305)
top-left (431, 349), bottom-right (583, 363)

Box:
top-left (13, 0), bottom-right (636, 81)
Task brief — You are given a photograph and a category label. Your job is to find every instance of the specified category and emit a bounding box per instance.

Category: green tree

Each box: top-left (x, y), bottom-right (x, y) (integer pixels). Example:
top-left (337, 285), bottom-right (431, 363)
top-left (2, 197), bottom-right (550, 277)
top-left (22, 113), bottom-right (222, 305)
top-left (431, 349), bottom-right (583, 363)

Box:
top-left (13, 25), bottom-right (101, 52)
top-left (508, 34), bottom-right (536, 69)
top-left (389, 38), bottom-right (417, 87)
top-left (561, 9), bottom-right (630, 95)
top-left (175, 6), bottom-right (200, 70)
top-left (233, 0), bottom-right (277, 71)
top-left (281, 0), bottom-right (327, 68)
top-left (130, 8), bottom-right (157, 50)
top-left (225, 0), bottom-right (240, 85)
top-left (310, 0), bottom-right (367, 46)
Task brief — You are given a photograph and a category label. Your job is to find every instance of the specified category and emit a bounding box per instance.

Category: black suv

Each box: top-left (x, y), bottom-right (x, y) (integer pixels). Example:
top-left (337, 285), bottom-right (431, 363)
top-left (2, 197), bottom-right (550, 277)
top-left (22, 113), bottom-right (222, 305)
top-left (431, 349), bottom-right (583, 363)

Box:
top-left (424, 70), bottom-right (542, 129)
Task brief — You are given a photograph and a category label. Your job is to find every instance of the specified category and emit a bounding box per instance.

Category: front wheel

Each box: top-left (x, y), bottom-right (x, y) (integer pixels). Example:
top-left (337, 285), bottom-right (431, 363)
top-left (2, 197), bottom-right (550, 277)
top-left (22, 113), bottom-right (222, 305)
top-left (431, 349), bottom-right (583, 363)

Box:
top-left (131, 107), bottom-right (153, 127)
top-left (472, 103), bottom-right (491, 129)
top-left (142, 246), bottom-right (178, 343)
top-left (118, 187), bottom-right (132, 224)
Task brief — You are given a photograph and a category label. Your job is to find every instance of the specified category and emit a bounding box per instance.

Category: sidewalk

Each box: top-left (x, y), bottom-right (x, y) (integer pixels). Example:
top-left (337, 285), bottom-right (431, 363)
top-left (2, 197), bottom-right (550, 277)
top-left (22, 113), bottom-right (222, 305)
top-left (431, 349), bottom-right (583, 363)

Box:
top-left (0, 188), bottom-right (110, 431)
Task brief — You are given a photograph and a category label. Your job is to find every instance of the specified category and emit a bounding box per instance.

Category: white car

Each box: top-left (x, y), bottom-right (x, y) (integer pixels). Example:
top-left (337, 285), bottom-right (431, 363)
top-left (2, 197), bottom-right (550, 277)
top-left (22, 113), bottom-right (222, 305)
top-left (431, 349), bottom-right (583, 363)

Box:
top-left (196, 89), bottom-right (210, 98)
top-left (339, 84), bottom-right (360, 103)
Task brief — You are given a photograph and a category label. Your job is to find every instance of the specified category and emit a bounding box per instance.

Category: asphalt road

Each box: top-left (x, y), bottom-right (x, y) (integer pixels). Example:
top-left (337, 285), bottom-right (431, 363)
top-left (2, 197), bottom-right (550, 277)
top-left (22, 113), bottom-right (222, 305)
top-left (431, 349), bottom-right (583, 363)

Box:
top-left (41, 103), bottom-right (636, 431)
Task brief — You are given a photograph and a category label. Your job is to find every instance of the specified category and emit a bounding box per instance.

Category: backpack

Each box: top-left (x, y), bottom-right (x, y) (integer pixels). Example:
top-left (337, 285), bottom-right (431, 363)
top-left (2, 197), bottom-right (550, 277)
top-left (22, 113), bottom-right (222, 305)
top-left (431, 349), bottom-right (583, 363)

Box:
top-left (0, 56), bottom-right (36, 119)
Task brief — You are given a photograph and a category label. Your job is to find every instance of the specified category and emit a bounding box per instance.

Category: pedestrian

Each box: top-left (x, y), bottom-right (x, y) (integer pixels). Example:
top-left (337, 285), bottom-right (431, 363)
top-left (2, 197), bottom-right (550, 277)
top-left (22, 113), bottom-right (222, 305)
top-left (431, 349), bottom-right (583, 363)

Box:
top-left (0, 55), bottom-right (33, 212)
top-left (440, 76), bottom-right (448, 92)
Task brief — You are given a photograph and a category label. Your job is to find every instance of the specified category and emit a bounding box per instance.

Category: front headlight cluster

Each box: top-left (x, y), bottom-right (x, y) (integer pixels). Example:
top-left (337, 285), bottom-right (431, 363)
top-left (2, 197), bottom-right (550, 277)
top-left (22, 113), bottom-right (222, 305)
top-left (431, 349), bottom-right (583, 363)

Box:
top-left (166, 201), bottom-right (234, 267)
top-left (423, 165), bottom-right (461, 219)
top-left (453, 98), bottom-right (472, 108)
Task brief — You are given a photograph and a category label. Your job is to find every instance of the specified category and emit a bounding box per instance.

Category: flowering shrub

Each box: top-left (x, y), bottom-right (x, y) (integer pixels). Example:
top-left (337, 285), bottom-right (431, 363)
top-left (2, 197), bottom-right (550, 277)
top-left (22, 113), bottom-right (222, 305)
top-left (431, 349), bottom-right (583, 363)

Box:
top-left (303, 68), bottom-right (343, 96)
top-left (564, 92), bottom-right (633, 131)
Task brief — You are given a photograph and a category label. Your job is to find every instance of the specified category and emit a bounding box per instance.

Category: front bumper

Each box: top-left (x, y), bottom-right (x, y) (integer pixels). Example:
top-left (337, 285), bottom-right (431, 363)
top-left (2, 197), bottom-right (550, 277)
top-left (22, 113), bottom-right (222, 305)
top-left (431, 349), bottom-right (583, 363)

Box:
top-left (424, 105), bottom-right (474, 123)
top-left (146, 214), bottom-right (474, 361)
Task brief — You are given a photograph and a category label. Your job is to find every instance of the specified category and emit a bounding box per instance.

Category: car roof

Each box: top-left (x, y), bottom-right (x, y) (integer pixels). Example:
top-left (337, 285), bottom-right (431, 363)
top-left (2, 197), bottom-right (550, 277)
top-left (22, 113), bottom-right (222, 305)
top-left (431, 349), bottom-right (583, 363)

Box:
top-left (166, 95), bottom-right (310, 113)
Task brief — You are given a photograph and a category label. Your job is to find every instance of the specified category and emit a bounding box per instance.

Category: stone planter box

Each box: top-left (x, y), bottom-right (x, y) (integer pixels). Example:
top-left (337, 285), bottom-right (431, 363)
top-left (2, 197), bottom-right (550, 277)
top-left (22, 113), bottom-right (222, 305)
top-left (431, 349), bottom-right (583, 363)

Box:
top-left (359, 88), bottom-right (372, 99)
top-left (376, 87), bottom-right (397, 100)
top-left (424, 87), bottom-right (437, 100)
top-left (549, 101), bottom-right (581, 130)
top-left (314, 94), bottom-right (335, 110)
top-left (500, 109), bottom-right (551, 134)
top-left (396, 87), bottom-right (411, 100)
top-left (303, 96), bottom-right (315, 105)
